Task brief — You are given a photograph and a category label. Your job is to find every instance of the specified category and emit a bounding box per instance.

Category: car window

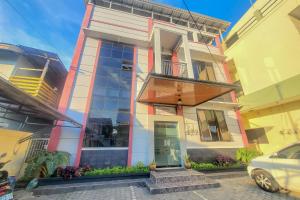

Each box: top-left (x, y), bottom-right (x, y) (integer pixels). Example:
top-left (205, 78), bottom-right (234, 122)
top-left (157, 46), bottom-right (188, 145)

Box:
top-left (277, 144), bottom-right (300, 159)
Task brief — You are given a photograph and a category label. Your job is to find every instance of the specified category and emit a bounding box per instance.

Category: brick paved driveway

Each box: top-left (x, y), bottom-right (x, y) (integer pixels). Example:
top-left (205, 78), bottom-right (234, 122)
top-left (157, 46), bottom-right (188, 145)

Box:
top-left (14, 177), bottom-right (300, 200)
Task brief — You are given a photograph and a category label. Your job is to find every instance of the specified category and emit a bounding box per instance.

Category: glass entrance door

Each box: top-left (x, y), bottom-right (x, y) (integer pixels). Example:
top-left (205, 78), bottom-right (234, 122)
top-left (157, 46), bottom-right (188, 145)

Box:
top-left (154, 122), bottom-right (181, 167)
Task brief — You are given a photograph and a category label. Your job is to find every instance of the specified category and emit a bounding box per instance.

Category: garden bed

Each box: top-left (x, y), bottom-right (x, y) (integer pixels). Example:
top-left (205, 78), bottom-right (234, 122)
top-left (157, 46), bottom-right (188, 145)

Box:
top-left (38, 172), bottom-right (150, 186)
top-left (191, 162), bottom-right (247, 173)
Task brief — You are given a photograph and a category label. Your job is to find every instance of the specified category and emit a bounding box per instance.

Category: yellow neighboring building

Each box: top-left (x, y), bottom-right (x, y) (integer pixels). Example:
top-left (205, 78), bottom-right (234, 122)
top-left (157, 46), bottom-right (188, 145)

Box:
top-left (224, 0), bottom-right (300, 154)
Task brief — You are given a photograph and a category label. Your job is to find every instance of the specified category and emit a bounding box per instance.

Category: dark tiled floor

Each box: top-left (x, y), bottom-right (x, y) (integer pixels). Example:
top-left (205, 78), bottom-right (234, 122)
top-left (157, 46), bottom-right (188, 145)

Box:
top-left (14, 177), bottom-right (300, 200)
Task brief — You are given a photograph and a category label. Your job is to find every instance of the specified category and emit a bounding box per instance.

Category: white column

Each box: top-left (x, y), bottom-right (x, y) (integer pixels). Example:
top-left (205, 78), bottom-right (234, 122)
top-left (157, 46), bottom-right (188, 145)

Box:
top-left (154, 28), bottom-right (162, 74)
top-left (182, 34), bottom-right (194, 79)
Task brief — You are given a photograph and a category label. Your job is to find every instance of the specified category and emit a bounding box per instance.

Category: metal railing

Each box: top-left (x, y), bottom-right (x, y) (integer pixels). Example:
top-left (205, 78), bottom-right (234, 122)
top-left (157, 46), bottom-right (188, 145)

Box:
top-left (161, 60), bottom-right (188, 78)
top-left (25, 138), bottom-right (49, 161)
top-left (9, 68), bottom-right (59, 107)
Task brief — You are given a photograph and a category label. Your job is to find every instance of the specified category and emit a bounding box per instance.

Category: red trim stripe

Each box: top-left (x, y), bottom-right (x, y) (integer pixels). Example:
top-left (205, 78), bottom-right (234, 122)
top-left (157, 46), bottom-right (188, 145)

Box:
top-left (48, 3), bottom-right (94, 152)
top-left (74, 40), bottom-right (102, 167)
top-left (215, 35), bottom-right (248, 146)
top-left (127, 47), bottom-right (137, 166)
top-left (147, 47), bottom-right (155, 115)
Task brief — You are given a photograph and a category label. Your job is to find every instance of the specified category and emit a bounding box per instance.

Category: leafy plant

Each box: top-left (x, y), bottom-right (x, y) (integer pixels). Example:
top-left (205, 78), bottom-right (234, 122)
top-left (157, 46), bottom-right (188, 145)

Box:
top-left (215, 155), bottom-right (235, 167)
top-left (23, 151), bottom-right (70, 179)
top-left (191, 162), bottom-right (243, 171)
top-left (236, 148), bottom-right (261, 165)
top-left (85, 164), bottom-right (149, 176)
top-left (135, 161), bottom-right (145, 169)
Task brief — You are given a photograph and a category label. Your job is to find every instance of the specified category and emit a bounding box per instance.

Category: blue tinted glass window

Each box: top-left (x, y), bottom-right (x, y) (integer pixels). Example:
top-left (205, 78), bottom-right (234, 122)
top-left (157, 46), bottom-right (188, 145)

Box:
top-left (84, 40), bottom-right (134, 147)
top-left (112, 50), bottom-right (123, 59)
top-left (122, 52), bottom-right (133, 60)
top-left (100, 48), bottom-right (112, 57)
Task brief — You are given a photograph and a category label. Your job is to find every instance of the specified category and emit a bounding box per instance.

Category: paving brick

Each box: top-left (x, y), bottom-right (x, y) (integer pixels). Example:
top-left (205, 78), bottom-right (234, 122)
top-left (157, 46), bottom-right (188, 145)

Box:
top-left (14, 177), bottom-right (300, 200)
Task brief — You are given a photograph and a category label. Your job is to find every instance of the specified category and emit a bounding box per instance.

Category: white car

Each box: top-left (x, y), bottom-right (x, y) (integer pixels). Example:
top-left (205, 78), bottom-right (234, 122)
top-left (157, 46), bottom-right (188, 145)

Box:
top-left (247, 142), bottom-right (300, 193)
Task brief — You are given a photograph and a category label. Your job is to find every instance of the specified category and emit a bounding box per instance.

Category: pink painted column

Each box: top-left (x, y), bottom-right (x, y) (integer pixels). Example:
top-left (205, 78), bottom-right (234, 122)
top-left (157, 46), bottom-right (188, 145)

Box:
top-left (148, 47), bottom-right (155, 115)
top-left (48, 3), bottom-right (94, 152)
top-left (127, 47), bottom-right (137, 166)
top-left (215, 35), bottom-right (248, 146)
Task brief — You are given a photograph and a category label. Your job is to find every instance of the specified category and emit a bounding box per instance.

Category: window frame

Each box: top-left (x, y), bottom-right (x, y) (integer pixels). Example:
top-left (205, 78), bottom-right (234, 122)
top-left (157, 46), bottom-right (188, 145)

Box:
top-left (196, 109), bottom-right (231, 142)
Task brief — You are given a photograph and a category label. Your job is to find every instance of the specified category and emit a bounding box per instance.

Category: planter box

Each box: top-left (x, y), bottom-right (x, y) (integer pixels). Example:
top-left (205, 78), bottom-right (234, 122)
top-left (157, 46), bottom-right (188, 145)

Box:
top-left (38, 173), bottom-right (150, 186)
top-left (194, 166), bottom-right (247, 173)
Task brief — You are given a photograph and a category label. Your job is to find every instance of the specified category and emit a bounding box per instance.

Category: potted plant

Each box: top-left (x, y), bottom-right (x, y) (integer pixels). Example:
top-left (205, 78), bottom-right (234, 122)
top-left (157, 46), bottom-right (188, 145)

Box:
top-left (184, 154), bottom-right (192, 169)
top-left (149, 160), bottom-right (156, 171)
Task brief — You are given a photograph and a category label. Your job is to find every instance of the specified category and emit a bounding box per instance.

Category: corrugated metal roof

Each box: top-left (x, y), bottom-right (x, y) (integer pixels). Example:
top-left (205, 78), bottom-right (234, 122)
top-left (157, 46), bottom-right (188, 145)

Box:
top-left (0, 43), bottom-right (67, 80)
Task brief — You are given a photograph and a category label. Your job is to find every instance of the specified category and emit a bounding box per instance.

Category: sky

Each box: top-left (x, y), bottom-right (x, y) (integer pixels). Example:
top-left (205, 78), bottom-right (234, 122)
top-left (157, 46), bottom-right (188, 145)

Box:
top-left (0, 0), bottom-right (254, 69)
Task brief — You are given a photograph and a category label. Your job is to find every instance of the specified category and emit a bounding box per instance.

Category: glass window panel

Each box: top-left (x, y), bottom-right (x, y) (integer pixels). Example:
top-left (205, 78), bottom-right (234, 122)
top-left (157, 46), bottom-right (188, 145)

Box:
top-left (112, 50), bottom-right (123, 59)
top-left (102, 41), bottom-right (113, 49)
top-left (118, 99), bottom-right (130, 109)
top-left (90, 96), bottom-right (105, 110)
top-left (104, 97), bottom-right (118, 110)
top-left (100, 48), bottom-right (112, 57)
top-left (197, 110), bottom-right (211, 141)
top-left (206, 65), bottom-right (216, 81)
top-left (106, 89), bottom-right (119, 97)
top-left (215, 111), bottom-right (231, 141)
top-left (120, 70), bottom-right (132, 79)
top-left (116, 111), bottom-right (130, 124)
top-left (119, 90), bottom-right (130, 98)
top-left (124, 45), bottom-right (133, 53)
top-left (112, 43), bottom-right (123, 51)
top-left (122, 52), bottom-right (133, 60)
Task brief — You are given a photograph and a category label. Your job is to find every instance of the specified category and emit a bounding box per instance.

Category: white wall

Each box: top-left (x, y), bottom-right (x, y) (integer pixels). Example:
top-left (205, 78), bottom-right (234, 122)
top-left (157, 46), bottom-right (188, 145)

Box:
top-left (131, 47), bottom-right (151, 165)
top-left (90, 6), bottom-right (148, 43)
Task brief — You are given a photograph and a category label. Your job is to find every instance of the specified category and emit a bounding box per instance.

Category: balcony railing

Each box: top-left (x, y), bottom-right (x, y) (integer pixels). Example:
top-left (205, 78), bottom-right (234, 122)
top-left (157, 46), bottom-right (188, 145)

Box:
top-left (161, 60), bottom-right (188, 78)
top-left (9, 68), bottom-right (59, 107)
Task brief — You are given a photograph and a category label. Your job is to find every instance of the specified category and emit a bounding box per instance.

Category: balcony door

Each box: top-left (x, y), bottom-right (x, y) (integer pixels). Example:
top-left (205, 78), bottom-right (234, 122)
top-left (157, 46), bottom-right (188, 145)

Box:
top-left (154, 121), bottom-right (181, 167)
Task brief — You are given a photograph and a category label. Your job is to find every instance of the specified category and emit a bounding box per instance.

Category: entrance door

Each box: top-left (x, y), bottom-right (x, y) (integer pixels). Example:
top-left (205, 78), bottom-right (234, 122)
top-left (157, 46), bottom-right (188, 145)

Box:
top-left (154, 122), bottom-right (181, 167)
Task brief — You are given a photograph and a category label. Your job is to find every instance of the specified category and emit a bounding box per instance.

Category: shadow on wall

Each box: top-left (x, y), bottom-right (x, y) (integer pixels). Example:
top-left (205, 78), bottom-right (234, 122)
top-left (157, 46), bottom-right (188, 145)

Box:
top-left (0, 129), bottom-right (32, 178)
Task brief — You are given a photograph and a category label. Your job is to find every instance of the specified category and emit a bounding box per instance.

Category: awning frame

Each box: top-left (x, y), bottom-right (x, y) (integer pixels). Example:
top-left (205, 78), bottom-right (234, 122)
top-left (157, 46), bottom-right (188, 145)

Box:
top-left (137, 73), bottom-right (240, 107)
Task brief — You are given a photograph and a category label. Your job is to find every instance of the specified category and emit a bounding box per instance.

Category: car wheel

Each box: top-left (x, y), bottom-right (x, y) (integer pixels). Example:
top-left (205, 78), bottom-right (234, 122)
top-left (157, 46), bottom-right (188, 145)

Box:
top-left (253, 170), bottom-right (279, 193)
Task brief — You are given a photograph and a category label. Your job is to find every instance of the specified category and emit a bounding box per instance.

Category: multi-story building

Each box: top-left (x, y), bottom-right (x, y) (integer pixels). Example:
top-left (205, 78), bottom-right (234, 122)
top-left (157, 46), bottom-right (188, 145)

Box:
top-left (48, 0), bottom-right (247, 168)
top-left (224, 0), bottom-right (300, 154)
top-left (0, 43), bottom-right (78, 177)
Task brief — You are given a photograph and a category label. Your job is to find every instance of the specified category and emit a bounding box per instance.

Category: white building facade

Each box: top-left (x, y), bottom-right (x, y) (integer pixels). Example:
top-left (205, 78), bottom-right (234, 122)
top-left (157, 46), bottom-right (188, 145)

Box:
top-left (48, 0), bottom-right (247, 168)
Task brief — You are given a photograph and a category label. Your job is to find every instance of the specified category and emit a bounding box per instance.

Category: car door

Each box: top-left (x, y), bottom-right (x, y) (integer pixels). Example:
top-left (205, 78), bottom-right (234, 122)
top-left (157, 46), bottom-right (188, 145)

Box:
top-left (271, 144), bottom-right (300, 192)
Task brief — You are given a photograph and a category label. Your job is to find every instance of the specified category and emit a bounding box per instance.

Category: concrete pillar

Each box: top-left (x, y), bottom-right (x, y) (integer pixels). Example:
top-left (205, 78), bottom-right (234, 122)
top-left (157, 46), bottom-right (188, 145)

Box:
top-left (182, 34), bottom-right (194, 79)
top-left (154, 28), bottom-right (162, 74)
top-left (193, 32), bottom-right (198, 42)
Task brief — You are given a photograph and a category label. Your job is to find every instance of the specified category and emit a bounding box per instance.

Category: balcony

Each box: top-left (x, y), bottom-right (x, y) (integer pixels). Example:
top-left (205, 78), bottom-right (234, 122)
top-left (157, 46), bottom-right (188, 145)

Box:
top-left (161, 60), bottom-right (188, 78)
top-left (137, 61), bottom-right (239, 106)
top-left (9, 68), bottom-right (59, 108)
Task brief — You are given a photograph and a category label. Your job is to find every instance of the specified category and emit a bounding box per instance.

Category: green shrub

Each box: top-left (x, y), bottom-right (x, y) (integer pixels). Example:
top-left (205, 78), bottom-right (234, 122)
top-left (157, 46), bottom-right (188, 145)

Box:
top-left (236, 148), bottom-right (261, 165)
top-left (191, 161), bottom-right (244, 171)
top-left (84, 163), bottom-right (149, 176)
top-left (191, 162), bottom-right (216, 170)
top-left (23, 151), bottom-right (70, 179)
top-left (135, 161), bottom-right (145, 169)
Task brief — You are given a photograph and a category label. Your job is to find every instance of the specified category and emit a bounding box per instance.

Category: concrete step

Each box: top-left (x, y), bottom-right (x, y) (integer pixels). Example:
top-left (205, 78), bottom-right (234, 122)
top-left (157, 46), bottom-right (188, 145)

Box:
top-left (150, 170), bottom-right (206, 184)
top-left (145, 178), bottom-right (220, 194)
top-left (33, 178), bottom-right (146, 196)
